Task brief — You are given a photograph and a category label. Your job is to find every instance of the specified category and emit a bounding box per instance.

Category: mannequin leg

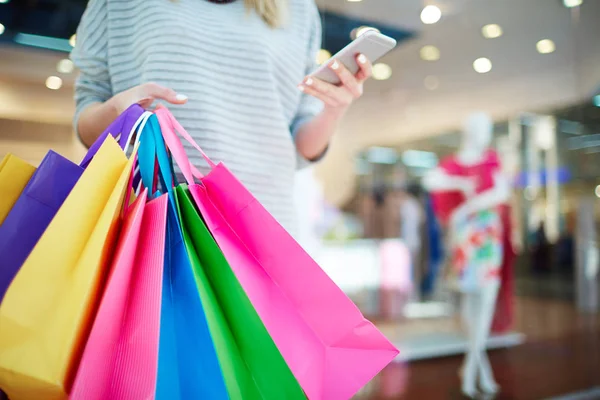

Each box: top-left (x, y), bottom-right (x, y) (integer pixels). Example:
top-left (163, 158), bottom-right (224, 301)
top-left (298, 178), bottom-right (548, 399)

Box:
top-left (460, 291), bottom-right (479, 397)
top-left (477, 281), bottom-right (500, 393)
top-left (460, 280), bottom-right (500, 397)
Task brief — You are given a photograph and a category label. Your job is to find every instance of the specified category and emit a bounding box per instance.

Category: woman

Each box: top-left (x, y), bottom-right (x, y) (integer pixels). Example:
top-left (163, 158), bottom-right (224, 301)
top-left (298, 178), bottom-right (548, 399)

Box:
top-left (71, 0), bottom-right (372, 231)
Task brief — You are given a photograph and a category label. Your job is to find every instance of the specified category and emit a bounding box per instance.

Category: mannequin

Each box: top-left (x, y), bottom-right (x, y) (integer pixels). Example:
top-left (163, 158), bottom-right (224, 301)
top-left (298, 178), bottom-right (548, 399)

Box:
top-left (423, 112), bottom-right (510, 398)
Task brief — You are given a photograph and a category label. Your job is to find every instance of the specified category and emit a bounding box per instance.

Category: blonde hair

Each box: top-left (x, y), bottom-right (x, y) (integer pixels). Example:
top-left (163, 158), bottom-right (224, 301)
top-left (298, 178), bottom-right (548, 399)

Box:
top-left (170, 0), bottom-right (285, 28)
top-left (245, 0), bottom-right (285, 28)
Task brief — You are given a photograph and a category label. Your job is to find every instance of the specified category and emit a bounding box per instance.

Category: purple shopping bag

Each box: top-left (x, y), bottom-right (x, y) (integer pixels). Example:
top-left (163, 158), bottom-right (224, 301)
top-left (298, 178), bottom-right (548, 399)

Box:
top-left (0, 104), bottom-right (145, 302)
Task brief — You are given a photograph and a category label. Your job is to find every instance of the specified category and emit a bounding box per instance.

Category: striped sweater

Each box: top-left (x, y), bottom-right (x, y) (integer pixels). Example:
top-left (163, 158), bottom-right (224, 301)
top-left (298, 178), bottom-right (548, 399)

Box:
top-left (71, 0), bottom-right (324, 231)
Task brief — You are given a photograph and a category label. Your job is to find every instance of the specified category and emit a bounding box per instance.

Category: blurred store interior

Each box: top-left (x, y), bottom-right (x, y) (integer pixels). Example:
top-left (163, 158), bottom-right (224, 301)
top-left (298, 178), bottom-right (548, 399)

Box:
top-left (1, 0), bottom-right (600, 399)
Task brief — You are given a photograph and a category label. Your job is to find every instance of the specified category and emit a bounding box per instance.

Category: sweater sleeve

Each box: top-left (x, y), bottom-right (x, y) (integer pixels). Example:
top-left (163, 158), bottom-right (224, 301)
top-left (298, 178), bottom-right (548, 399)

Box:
top-left (289, 2), bottom-right (325, 140)
top-left (70, 0), bottom-right (113, 137)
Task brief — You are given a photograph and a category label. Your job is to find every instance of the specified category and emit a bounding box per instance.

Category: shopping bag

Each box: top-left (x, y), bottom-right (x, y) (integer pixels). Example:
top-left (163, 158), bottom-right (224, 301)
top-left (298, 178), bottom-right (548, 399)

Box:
top-left (0, 154), bottom-right (35, 225)
top-left (157, 107), bottom-right (399, 400)
top-left (79, 104), bottom-right (145, 168)
top-left (175, 186), bottom-right (305, 400)
top-left (155, 193), bottom-right (231, 399)
top-left (174, 186), bottom-right (262, 400)
top-left (70, 189), bottom-right (167, 400)
top-left (136, 115), bottom-right (229, 400)
top-left (0, 136), bottom-right (134, 400)
top-left (145, 113), bottom-right (302, 398)
top-left (0, 151), bottom-right (82, 302)
top-left (0, 105), bottom-right (148, 303)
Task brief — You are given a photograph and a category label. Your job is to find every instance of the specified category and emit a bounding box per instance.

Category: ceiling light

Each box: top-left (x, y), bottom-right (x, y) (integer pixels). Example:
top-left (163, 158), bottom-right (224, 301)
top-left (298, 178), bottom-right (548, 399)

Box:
top-left (421, 5), bottom-right (442, 24)
top-left (420, 45), bottom-right (440, 61)
top-left (46, 76), bottom-right (63, 90)
top-left (424, 75), bottom-right (439, 90)
top-left (563, 0), bottom-right (583, 7)
top-left (473, 57), bottom-right (492, 73)
top-left (482, 24), bottom-right (503, 39)
top-left (347, 0), bottom-right (362, 3)
top-left (0, 23), bottom-right (4, 36)
top-left (596, 185), bottom-right (600, 198)
top-left (69, 34), bottom-right (76, 47)
top-left (536, 39), bottom-right (556, 54)
top-left (57, 59), bottom-right (75, 74)
top-left (0, 0), bottom-right (9, 4)
top-left (593, 95), bottom-right (600, 107)
top-left (372, 63), bottom-right (392, 80)
top-left (316, 49), bottom-right (331, 65)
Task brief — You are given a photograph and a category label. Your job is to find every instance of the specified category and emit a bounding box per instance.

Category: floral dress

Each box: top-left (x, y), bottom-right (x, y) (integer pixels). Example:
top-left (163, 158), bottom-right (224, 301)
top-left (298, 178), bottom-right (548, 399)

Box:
top-left (448, 209), bottom-right (502, 292)
top-left (431, 150), bottom-right (504, 292)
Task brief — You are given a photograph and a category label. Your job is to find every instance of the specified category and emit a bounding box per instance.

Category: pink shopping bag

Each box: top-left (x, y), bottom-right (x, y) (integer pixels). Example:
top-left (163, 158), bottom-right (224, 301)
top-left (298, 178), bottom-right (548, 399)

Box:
top-left (156, 108), bottom-right (399, 400)
top-left (70, 189), bottom-right (168, 400)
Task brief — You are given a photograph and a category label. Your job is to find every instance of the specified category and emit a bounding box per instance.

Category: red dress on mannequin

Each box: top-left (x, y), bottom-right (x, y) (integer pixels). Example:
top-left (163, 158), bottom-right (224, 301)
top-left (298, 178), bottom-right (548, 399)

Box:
top-left (431, 150), bottom-right (500, 224)
top-left (430, 150), bottom-right (514, 328)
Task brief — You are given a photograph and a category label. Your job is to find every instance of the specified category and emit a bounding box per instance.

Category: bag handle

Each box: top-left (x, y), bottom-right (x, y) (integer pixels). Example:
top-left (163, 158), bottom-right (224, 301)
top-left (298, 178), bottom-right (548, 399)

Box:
top-left (80, 104), bottom-right (145, 168)
top-left (154, 107), bottom-right (216, 185)
top-left (122, 143), bottom-right (146, 217)
top-left (137, 115), bottom-right (159, 195)
top-left (137, 113), bottom-right (177, 197)
top-left (128, 111), bottom-right (152, 192)
top-left (126, 111), bottom-right (153, 155)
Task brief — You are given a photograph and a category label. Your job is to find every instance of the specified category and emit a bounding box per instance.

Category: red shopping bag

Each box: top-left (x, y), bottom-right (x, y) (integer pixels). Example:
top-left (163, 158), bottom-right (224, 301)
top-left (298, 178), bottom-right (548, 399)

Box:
top-left (156, 108), bottom-right (399, 400)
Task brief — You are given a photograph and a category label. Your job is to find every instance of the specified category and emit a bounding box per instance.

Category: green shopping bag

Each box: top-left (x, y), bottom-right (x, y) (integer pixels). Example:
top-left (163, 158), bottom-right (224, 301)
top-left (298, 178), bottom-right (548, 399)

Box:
top-left (174, 185), bottom-right (305, 400)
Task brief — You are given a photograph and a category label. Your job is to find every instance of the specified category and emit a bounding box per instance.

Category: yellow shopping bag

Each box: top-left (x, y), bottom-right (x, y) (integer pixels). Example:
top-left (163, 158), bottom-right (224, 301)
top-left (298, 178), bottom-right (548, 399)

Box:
top-left (0, 154), bottom-right (36, 225)
top-left (0, 137), bottom-right (134, 400)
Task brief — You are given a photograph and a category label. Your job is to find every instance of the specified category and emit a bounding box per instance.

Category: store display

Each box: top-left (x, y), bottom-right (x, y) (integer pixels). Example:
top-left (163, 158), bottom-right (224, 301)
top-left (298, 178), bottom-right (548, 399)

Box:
top-left (424, 112), bottom-right (511, 397)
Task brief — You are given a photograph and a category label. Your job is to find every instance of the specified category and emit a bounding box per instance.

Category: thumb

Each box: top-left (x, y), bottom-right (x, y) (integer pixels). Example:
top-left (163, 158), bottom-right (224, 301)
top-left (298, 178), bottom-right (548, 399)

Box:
top-left (142, 82), bottom-right (188, 104)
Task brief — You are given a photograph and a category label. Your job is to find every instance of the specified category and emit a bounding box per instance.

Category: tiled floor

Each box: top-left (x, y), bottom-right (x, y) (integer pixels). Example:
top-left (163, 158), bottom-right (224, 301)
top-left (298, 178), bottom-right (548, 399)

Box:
top-left (359, 297), bottom-right (600, 399)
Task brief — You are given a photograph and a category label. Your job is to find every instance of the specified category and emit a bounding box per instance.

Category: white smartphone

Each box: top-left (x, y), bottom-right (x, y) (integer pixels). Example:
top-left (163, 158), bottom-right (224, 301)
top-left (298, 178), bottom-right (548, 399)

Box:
top-left (310, 30), bottom-right (397, 85)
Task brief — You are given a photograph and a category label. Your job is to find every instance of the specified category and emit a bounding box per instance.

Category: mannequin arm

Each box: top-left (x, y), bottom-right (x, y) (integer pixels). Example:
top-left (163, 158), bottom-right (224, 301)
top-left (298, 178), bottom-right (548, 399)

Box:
top-left (451, 172), bottom-right (510, 223)
top-left (422, 168), bottom-right (475, 195)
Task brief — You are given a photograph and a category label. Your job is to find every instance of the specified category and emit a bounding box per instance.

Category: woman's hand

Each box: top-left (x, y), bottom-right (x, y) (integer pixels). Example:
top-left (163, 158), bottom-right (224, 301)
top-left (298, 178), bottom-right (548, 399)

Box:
top-left (298, 54), bottom-right (372, 115)
top-left (78, 83), bottom-right (187, 147)
top-left (292, 54), bottom-right (372, 160)
top-left (106, 82), bottom-right (188, 115)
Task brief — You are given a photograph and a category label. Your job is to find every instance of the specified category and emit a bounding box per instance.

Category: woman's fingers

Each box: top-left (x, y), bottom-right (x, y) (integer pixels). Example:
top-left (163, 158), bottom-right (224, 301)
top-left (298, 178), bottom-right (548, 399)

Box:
top-left (142, 82), bottom-right (188, 104)
top-left (301, 77), bottom-right (353, 107)
top-left (298, 83), bottom-right (341, 108)
top-left (329, 59), bottom-right (362, 98)
top-left (355, 54), bottom-right (373, 83)
top-left (298, 55), bottom-right (374, 108)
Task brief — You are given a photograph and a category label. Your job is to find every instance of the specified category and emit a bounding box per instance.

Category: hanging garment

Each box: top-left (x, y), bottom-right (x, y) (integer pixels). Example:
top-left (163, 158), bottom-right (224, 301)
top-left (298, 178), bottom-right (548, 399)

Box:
top-left (491, 204), bottom-right (516, 333)
top-left (421, 195), bottom-right (444, 297)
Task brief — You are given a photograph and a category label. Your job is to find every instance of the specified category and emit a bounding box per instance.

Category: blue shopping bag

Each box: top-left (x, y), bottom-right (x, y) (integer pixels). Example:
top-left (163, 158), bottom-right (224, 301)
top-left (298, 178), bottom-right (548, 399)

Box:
top-left (138, 115), bottom-right (229, 399)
